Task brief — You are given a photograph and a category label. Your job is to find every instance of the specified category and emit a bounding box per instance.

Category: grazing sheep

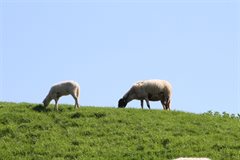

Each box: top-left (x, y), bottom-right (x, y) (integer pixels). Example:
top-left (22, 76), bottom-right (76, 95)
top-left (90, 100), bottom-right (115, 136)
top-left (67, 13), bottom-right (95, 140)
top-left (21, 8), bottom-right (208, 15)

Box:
top-left (118, 79), bottom-right (172, 110)
top-left (43, 81), bottom-right (80, 110)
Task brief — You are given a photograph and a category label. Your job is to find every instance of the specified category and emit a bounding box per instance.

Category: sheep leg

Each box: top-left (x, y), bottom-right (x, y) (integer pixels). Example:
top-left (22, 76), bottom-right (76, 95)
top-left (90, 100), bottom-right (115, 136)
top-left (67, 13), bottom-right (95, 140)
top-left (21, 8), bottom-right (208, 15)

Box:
top-left (74, 97), bottom-right (79, 109)
top-left (160, 93), bottom-right (167, 110)
top-left (76, 99), bottom-right (80, 108)
top-left (145, 99), bottom-right (151, 109)
top-left (140, 100), bottom-right (144, 109)
top-left (54, 98), bottom-right (59, 111)
top-left (161, 100), bottom-right (166, 110)
top-left (166, 98), bottom-right (171, 110)
top-left (71, 94), bottom-right (79, 109)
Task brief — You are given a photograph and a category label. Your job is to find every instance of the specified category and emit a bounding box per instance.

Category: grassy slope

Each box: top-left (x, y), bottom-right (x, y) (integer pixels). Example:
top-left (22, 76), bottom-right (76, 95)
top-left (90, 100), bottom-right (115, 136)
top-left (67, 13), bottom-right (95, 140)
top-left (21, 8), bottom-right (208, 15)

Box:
top-left (0, 102), bottom-right (239, 160)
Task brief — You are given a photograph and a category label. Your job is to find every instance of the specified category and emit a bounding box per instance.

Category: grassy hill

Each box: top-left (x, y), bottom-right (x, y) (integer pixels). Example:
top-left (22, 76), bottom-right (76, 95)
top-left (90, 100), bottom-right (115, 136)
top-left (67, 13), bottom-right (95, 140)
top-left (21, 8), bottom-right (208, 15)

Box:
top-left (0, 102), bottom-right (239, 160)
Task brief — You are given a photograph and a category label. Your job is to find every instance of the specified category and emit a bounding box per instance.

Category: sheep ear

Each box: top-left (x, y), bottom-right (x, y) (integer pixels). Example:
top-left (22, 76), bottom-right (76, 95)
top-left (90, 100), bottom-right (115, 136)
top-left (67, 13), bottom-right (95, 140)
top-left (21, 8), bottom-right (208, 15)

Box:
top-left (118, 98), bottom-right (123, 104)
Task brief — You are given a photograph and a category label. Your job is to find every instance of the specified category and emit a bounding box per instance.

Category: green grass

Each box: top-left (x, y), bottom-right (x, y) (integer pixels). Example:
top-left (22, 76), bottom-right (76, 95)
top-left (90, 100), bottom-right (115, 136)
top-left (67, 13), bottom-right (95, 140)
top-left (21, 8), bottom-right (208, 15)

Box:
top-left (0, 102), bottom-right (239, 160)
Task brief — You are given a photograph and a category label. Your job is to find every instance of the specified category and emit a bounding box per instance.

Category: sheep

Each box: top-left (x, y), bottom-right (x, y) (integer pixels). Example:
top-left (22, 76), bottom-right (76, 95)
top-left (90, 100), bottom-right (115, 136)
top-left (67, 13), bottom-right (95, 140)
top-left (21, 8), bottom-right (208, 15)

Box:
top-left (118, 79), bottom-right (172, 110)
top-left (43, 81), bottom-right (80, 110)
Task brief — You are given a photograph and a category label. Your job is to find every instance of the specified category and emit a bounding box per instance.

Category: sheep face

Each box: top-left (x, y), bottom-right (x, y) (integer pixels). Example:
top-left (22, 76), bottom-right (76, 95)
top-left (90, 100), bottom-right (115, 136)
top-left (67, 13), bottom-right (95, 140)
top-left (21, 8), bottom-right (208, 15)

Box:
top-left (118, 98), bottom-right (127, 108)
top-left (42, 97), bottom-right (51, 107)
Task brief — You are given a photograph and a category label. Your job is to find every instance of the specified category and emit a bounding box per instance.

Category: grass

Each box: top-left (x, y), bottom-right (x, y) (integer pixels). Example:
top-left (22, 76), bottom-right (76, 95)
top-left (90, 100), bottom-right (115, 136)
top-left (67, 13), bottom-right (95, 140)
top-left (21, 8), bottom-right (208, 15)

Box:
top-left (0, 102), bottom-right (239, 160)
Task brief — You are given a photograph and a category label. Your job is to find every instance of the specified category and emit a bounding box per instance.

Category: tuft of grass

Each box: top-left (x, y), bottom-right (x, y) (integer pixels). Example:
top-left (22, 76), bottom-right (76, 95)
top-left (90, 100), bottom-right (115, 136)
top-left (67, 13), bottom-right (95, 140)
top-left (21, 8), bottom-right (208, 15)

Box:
top-left (0, 102), bottom-right (239, 160)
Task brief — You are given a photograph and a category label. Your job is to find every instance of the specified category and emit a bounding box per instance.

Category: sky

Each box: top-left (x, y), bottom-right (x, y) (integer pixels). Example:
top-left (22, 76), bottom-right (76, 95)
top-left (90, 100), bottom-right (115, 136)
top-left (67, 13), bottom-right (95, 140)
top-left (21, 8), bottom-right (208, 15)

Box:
top-left (1, 0), bottom-right (239, 114)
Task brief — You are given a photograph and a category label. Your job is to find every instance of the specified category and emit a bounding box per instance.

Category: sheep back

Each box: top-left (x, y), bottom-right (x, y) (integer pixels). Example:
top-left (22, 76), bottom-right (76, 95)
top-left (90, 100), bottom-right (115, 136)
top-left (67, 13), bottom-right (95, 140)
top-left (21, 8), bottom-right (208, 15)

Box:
top-left (49, 81), bottom-right (80, 97)
top-left (132, 80), bottom-right (172, 100)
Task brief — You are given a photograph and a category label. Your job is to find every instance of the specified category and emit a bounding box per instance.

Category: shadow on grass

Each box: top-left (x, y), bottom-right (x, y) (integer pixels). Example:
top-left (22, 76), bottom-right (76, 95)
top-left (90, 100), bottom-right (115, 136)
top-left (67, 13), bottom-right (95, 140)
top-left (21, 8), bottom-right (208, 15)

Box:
top-left (32, 104), bottom-right (52, 112)
top-left (71, 112), bottom-right (85, 119)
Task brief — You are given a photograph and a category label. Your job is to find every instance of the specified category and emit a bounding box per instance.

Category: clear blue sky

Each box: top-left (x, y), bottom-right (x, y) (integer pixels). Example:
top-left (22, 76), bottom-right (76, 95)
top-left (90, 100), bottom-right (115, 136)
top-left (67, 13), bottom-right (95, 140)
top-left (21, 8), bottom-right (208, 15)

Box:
top-left (1, 0), bottom-right (239, 114)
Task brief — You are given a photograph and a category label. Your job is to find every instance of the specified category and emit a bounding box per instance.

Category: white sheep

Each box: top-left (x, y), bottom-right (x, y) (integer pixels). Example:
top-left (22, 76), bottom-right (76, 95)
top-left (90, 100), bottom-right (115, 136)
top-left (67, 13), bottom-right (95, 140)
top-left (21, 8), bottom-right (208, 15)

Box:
top-left (43, 81), bottom-right (80, 110)
top-left (118, 79), bottom-right (172, 110)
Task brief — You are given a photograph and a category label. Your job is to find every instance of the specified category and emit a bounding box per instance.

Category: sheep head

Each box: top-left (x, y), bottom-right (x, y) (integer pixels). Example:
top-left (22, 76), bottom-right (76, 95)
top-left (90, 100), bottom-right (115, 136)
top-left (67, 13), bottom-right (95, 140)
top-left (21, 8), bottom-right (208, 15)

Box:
top-left (118, 98), bottom-right (127, 108)
top-left (42, 97), bottom-right (51, 107)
